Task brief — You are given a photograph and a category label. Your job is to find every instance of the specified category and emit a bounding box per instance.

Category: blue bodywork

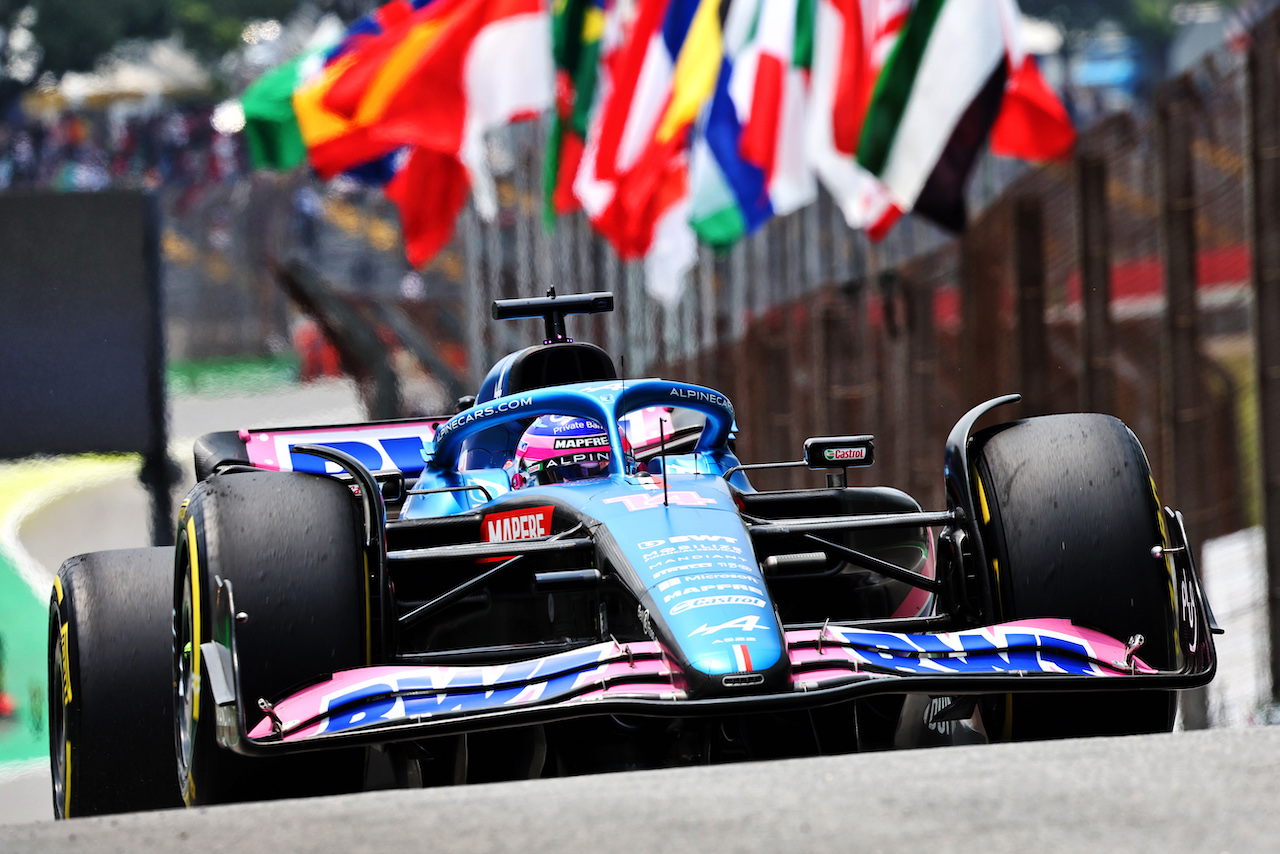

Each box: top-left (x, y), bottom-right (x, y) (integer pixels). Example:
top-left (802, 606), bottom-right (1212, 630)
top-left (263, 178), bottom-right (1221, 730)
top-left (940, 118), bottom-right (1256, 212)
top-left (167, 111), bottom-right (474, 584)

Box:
top-left (400, 378), bottom-right (787, 693)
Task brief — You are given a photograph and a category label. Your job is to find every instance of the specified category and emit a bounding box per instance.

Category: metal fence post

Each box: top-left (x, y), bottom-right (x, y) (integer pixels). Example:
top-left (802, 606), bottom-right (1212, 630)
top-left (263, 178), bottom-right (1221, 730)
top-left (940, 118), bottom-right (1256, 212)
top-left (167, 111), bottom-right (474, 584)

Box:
top-left (1159, 77), bottom-right (1206, 534)
top-left (1076, 154), bottom-right (1116, 415)
top-left (1014, 196), bottom-right (1048, 417)
top-left (1248, 14), bottom-right (1280, 711)
top-left (960, 223), bottom-right (1003, 409)
top-left (906, 276), bottom-right (938, 505)
top-left (1158, 75), bottom-right (1209, 730)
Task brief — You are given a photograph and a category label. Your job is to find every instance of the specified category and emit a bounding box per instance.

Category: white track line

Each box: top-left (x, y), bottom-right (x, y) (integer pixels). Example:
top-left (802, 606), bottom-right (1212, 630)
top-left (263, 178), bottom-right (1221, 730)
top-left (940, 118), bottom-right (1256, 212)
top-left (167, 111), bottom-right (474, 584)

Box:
top-left (0, 457), bottom-right (139, 601)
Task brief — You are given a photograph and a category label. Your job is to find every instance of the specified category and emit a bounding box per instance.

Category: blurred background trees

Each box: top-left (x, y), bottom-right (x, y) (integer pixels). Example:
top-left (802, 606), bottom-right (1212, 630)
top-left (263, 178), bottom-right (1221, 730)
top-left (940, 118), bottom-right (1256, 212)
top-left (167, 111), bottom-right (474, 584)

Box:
top-left (0, 0), bottom-right (373, 79)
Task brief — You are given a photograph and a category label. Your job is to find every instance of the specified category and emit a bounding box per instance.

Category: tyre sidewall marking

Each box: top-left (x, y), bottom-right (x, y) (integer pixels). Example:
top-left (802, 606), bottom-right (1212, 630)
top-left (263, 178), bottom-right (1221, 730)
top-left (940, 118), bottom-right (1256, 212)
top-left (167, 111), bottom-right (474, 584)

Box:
top-left (178, 515), bottom-right (203, 807)
top-left (187, 517), bottom-right (202, 723)
top-left (49, 576), bottom-right (75, 818)
top-left (1151, 476), bottom-right (1184, 664)
top-left (973, 468), bottom-right (1013, 742)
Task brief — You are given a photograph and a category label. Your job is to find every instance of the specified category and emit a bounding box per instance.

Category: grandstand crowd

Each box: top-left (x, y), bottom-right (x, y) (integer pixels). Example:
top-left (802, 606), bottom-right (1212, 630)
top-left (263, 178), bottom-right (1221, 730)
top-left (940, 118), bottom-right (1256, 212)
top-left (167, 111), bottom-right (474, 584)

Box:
top-left (0, 106), bottom-right (244, 199)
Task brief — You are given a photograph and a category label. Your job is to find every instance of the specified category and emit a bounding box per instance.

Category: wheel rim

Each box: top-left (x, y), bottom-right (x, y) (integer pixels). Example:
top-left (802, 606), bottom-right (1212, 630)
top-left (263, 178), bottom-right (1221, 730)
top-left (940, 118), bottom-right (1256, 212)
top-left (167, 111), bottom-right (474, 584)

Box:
top-left (48, 606), bottom-right (70, 818)
top-left (175, 562), bottom-right (197, 801)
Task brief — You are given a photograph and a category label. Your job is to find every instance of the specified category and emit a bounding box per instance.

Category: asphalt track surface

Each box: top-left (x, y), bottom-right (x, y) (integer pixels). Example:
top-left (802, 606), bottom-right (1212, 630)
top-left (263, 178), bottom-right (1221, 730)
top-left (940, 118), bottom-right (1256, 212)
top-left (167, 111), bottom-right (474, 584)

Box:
top-left (0, 726), bottom-right (1277, 853)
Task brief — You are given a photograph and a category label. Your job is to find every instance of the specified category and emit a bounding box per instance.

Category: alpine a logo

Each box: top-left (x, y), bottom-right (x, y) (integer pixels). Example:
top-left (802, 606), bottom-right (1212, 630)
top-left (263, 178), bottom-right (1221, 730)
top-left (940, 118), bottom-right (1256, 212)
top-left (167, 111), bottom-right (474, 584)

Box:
top-left (483, 505), bottom-right (554, 543)
top-left (688, 615), bottom-right (767, 637)
top-left (824, 447), bottom-right (866, 461)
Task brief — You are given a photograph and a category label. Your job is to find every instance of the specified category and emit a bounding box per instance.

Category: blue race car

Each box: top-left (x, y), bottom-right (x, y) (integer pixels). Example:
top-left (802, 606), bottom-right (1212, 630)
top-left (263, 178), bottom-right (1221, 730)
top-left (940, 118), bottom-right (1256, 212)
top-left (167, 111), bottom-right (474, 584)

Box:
top-left (48, 290), bottom-right (1218, 815)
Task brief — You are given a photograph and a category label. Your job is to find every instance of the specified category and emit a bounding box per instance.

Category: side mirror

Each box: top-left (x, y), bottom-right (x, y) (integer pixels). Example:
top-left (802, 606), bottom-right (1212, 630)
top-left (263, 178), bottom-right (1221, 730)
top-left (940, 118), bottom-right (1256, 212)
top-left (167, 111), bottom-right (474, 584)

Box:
top-left (803, 435), bottom-right (875, 470)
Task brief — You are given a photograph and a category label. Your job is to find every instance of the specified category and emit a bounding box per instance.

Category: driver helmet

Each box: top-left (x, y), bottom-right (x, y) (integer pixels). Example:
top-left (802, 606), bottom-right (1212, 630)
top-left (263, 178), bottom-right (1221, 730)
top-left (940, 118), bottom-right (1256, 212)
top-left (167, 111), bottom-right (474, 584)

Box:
top-left (511, 416), bottom-right (614, 487)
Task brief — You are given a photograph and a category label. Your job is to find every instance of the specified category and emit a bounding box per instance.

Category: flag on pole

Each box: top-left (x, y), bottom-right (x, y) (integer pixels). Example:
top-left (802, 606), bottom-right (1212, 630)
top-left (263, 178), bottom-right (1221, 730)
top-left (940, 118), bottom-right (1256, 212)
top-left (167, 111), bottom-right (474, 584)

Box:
top-left (294, 0), bottom-right (553, 266)
top-left (735, 0), bottom-right (814, 214)
top-left (856, 0), bottom-right (1069, 231)
top-left (239, 16), bottom-right (346, 172)
top-left (544, 0), bottom-right (609, 222)
top-left (578, 0), bottom-right (721, 303)
top-left (241, 55), bottom-right (313, 171)
top-left (806, 0), bottom-right (908, 239)
top-left (989, 0), bottom-right (1074, 162)
top-left (294, 0), bottom-right (468, 180)
top-left (687, 0), bottom-right (816, 249)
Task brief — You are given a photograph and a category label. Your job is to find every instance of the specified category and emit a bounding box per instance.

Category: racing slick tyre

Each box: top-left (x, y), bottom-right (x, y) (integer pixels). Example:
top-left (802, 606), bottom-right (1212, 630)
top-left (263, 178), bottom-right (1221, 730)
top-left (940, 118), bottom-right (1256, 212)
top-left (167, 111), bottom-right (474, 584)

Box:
top-left (971, 413), bottom-right (1177, 741)
top-left (49, 547), bottom-right (184, 817)
top-left (175, 471), bottom-right (367, 806)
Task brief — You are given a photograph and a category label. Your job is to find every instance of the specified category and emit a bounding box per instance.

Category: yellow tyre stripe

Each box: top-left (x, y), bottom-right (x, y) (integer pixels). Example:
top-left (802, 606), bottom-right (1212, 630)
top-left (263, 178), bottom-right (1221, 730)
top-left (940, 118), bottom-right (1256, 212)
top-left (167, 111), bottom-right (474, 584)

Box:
top-left (975, 471), bottom-right (1012, 739)
top-left (54, 575), bottom-right (63, 604)
top-left (976, 474), bottom-right (991, 526)
top-left (187, 517), bottom-right (201, 723)
top-left (1150, 476), bottom-right (1180, 653)
top-left (60, 623), bottom-right (72, 705)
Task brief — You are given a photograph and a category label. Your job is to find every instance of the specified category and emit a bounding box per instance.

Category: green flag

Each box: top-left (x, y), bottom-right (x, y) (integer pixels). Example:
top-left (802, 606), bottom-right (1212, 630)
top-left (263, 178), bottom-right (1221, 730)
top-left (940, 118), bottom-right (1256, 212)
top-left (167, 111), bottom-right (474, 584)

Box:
top-left (240, 55), bottom-right (309, 172)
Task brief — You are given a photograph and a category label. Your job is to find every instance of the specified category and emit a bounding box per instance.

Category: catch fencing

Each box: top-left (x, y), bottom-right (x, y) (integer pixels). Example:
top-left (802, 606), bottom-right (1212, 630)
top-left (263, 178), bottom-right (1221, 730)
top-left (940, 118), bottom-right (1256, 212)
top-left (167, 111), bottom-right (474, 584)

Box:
top-left (169, 13), bottom-right (1262, 545)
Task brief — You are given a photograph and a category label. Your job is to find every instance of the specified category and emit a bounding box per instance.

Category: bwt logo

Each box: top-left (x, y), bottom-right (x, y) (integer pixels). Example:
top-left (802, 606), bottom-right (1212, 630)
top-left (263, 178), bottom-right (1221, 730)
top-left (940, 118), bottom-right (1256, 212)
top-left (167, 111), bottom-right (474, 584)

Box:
top-left (637, 534), bottom-right (738, 550)
top-left (288, 437), bottom-right (428, 475)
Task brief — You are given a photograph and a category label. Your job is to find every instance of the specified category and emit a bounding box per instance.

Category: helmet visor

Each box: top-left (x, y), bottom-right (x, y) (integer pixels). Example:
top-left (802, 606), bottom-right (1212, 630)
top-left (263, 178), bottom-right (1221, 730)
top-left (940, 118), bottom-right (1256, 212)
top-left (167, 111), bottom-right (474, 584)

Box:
top-left (526, 451), bottom-right (610, 485)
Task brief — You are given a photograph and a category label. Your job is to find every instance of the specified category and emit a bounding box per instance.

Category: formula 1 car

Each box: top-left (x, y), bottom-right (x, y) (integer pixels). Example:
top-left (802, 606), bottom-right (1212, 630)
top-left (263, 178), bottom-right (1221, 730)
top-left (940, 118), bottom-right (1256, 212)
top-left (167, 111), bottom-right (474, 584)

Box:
top-left (48, 290), bottom-right (1219, 816)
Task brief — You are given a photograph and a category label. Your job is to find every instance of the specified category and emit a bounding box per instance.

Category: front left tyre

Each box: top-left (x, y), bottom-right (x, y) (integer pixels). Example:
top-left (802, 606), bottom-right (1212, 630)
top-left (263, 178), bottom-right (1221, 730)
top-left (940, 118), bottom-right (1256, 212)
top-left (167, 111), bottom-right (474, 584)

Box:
top-left (49, 547), bottom-right (184, 817)
top-left (174, 471), bottom-right (368, 806)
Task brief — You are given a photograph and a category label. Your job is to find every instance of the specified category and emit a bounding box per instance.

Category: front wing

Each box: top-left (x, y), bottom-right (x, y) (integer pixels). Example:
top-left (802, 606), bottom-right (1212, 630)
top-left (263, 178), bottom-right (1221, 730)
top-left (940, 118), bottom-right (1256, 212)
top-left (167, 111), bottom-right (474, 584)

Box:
top-left (202, 556), bottom-right (1217, 756)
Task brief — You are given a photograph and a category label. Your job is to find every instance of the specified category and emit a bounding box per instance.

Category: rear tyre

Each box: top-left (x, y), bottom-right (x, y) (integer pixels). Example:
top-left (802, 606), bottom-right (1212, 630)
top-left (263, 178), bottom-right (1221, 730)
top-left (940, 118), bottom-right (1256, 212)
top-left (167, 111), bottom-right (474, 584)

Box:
top-left (49, 548), bottom-right (183, 817)
top-left (971, 413), bottom-right (1177, 740)
top-left (174, 471), bottom-right (367, 806)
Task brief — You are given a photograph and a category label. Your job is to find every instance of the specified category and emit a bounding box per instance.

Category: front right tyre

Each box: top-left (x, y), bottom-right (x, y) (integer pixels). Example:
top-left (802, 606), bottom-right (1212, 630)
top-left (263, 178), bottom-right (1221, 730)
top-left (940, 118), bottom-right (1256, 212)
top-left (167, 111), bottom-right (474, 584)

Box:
top-left (971, 413), bottom-right (1178, 741)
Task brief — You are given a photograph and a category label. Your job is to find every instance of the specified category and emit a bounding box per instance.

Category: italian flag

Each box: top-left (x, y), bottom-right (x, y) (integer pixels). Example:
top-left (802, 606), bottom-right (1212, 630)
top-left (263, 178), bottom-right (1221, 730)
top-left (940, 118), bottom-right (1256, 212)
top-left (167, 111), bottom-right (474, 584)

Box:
top-left (732, 0), bottom-right (816, 216)
top-left (543, 0), bottom-right (607, 223)
top-left (856, 0), bottom-right (1009, 232)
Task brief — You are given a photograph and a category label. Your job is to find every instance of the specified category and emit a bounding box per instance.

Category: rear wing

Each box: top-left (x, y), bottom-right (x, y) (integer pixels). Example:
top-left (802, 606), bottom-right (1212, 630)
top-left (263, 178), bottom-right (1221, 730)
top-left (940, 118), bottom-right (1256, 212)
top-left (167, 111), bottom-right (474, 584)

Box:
top-left (193, 416), bottom-right (452, 481)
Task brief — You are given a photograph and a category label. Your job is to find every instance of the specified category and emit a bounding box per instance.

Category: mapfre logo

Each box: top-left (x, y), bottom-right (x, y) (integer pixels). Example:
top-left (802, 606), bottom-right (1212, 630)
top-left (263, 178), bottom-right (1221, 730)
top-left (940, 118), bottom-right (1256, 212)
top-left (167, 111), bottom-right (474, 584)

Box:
top-left (483, 505), bottom-right (554, 543)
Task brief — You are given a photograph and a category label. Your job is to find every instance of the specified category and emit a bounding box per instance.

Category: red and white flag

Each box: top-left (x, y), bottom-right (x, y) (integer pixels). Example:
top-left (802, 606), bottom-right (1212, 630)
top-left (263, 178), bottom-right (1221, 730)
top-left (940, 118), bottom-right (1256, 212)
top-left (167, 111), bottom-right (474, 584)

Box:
top-left (732, 0), bottom-right (816, 216)
top-left (348, 0), bottom-right (553, 265)
top-left (575, 0), bottom-right (719, 305)
top-left (806, 0), bottom-right (910, 239)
